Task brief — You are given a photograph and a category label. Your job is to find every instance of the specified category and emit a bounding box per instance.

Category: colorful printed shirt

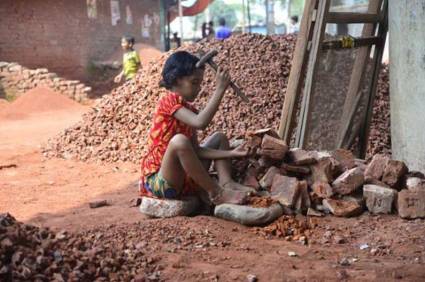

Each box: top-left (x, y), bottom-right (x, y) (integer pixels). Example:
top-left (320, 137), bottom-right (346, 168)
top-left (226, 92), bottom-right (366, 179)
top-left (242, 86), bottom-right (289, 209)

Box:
top-left (140, 92), bottom-right (198, 194)
top-left (123, 50), bottom-right (140, 80)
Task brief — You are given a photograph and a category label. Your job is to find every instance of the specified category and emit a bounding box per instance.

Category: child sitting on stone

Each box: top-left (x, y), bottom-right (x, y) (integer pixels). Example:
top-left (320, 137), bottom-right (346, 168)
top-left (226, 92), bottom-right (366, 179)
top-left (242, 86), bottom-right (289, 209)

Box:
top-left (114, 35), bottom-right (141, 83)
top-left (140, 51), bottom-right (253, 205)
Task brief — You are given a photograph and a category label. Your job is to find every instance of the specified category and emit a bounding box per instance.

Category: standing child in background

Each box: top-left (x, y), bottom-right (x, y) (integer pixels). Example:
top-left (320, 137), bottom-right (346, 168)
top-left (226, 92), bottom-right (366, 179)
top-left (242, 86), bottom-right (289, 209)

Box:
top-left (114, 35), bottom-right (141, 83)
top-left (288, 15), bottom-right (300, 34)
top-left (140, 51), bottom-right (254, 205)
top-left (215, 18), bottom-right (232, 40)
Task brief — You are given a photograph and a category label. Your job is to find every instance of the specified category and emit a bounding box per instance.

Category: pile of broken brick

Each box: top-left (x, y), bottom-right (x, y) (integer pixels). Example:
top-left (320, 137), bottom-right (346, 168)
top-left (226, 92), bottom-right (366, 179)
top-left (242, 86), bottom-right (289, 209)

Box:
top-left (234, 128), bottom-right (425, 220)
top-left (0, 213), bottom-right (160, 281)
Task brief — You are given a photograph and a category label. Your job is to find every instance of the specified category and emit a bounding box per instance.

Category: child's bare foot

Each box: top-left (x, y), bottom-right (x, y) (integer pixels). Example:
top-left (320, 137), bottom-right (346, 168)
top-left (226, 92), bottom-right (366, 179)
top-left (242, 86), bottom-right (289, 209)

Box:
top-left (211, 189), bottom-right (248, 205)
top-left (223, 181), bottom-right (257, 194)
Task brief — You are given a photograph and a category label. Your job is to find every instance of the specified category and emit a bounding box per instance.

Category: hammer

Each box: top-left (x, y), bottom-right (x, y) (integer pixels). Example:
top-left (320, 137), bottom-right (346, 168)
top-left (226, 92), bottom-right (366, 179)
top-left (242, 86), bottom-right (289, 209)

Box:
top-left (196, 50), bottom-right (249, 102)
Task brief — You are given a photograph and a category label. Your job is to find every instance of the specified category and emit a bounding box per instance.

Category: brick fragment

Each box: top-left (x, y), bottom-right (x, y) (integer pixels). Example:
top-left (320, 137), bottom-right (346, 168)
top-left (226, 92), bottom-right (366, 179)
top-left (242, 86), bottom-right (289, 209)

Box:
top-left (332, 167), bottom-right (364, 195)
top-left (288, 148), bottom-right (317, 165)
top-left (322, 199), bottom-right (363, 217)
top-left (382, 160), bottom-right (408, 189)
top-left (259, 166), bottom-right (280, 189)
top-left (270, 174), bottom-right (300, 207)
top-left (260, 135), bottom-right (288, 160)
top-left (364, 154), bottom-right (390, 181)
top-left (311, 181), bottom-right (334, 199)
top-left (310, 157), bottom-right (339, 183)
top-left (331, 149), bottom-right (356, 171)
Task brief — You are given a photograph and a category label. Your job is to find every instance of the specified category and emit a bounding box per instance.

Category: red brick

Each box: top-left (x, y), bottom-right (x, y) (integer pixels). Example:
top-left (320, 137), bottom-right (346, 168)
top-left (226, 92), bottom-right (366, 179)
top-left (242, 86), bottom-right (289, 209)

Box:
top-left (310, 157), bottom-right (339, 183)
top-left (260, 135), bottom-right (288, 160)
top-left (331, 149), bottom-right (356, 171)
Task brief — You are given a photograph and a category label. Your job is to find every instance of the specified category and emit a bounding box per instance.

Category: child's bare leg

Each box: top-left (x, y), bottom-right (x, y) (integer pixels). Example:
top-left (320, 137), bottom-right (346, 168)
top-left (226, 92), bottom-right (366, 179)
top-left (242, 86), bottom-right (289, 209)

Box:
top-left (201, 132), bottom-right (255, 193)
top-left (159, 134), bottom-right (247, 204)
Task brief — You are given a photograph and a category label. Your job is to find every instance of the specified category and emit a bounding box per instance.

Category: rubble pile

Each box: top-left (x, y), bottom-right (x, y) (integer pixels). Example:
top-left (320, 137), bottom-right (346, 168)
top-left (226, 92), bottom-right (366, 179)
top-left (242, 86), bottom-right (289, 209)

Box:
top-left (0, 213), bottom-right (159, 281)
top-left (232, 129), bottom-right (425, 221)
top-left (0, 62), bottom-right (90, 103)
top-left (42, 34), bottom-right (391, 163)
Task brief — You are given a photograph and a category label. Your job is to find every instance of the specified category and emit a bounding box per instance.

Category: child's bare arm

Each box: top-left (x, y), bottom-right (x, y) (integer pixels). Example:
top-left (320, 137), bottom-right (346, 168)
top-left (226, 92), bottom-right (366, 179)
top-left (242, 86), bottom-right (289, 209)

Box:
top-left (174, 67), bottom-right (230, 129)
top-left (191, 134), bottom-right (248, 159)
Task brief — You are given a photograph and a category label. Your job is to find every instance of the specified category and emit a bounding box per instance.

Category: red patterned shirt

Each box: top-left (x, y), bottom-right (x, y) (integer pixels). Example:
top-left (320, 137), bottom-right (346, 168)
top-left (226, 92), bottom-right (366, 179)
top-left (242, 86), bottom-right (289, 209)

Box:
top-left (140, 92), bottom-right (197, 194)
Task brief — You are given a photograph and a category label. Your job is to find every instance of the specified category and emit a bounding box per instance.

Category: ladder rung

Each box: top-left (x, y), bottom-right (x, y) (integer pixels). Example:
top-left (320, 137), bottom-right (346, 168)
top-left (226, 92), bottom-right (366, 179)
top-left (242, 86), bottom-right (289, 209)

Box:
top-left (327, 12), bottom-right (381, 24)
top-left (322, 36), bottom-right (383, 50)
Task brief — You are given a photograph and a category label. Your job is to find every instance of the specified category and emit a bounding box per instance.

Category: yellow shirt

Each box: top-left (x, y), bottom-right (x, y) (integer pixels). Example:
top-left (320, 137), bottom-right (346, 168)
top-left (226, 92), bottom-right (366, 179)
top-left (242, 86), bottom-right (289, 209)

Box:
top-left (123, 50), bottom-right (140, 80)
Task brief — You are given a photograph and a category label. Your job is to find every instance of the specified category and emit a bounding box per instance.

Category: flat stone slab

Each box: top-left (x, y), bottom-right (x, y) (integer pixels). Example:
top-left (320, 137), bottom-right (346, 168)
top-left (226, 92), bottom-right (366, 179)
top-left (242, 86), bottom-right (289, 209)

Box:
top-left (214, 203), bottom-right (283, 226)
top-left (139, 196), bottom-right (200, 218)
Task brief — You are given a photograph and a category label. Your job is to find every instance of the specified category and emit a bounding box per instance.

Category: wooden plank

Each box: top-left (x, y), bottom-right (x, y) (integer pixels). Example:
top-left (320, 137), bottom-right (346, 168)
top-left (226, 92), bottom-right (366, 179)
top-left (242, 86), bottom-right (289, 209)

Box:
top-left (358, 0), bottom-right (388, 157)
top-left (295, 0), bottom-right (331, 148)
top-left (337, 0), bottom-right (383, 149)
top-left (327, 12), bottom-right (381, 24)
top-left (322, 36), bottom-right (383, 50)
top-left (278, 0), bottom-right (317, 142)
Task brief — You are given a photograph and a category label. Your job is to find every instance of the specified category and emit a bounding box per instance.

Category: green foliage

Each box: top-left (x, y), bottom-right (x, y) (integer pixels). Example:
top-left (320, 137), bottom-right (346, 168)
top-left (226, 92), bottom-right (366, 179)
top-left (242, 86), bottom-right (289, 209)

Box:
top-left (190, 0), bottom-right (238, 30)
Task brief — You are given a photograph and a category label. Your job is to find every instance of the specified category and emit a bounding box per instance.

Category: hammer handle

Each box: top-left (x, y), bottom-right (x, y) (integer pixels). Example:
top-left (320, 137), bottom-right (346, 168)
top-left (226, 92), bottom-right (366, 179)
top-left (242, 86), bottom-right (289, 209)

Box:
top-left (207, 61), bottom-right (249, 103)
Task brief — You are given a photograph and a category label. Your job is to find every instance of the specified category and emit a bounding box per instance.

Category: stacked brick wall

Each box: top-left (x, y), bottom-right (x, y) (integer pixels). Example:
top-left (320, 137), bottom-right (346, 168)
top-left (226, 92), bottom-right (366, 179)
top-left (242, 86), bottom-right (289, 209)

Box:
top-left (0, 62), bottom-right (91, 103)
top-left (0, 0), bottom-right (162, 80)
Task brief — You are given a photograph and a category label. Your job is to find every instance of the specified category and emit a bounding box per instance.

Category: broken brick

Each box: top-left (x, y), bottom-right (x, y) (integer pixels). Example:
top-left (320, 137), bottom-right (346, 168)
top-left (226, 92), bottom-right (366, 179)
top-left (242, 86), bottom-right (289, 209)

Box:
top-left (364, 154), bottom-right (390, 181)
top-left (331, 149), bottom-right (356, 171)
top-left (398, 190), bottom-right (425, 219)
top-left (259, 166), bottom-right (280, 189)
top-left (332, 167), bottom-right (364, 195)
top-left (406, 177), bottom-right (425, 191)
top-left (281, 163), bottom-right (310, 175)
top-left (260, 135), bottom-right (288, 160)
top-left (254, 128), bottom-right (279, 138)
top-left (270, 174), bottom-right (300, 208)
top-left (363, 184), bottom-right (397, 214)
top-left (382, 160), bottom-right (408, 189)
top-left (311, 181), bottom-right (334, 199)
top-left (310, 157), bottom-right (340, 183)
top-left (288, 148), bottom-right (317, 165)
top-left (295, 181), bottom-right (311, 214)
top-left (322, 199), bottom-right (363, 217)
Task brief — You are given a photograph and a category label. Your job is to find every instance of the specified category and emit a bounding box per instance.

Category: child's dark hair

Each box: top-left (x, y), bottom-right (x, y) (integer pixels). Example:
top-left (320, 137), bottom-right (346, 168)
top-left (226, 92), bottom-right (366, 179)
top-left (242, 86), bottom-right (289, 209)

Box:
top-left (219, 18), bottom-right (226, 26)
top-left (291, 15), bottom-right (299, 23)
top-left (122, 35), bottom-right (135, 46)
top-left (159, 51), bottom-right (203, 90)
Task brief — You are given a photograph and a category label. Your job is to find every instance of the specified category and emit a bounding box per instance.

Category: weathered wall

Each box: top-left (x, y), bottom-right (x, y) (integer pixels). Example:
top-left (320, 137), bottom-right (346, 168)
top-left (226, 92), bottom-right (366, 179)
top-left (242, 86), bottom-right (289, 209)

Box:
top-left (0, 0), bottom-right (162, 80)
top-left (389, 0), bottom-right (425, 171)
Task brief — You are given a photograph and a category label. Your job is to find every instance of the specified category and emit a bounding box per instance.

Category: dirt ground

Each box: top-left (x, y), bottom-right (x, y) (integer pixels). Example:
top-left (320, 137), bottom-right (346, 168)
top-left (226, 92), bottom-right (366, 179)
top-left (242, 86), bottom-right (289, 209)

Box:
top-left (1, 104), bottom-right (425, 281)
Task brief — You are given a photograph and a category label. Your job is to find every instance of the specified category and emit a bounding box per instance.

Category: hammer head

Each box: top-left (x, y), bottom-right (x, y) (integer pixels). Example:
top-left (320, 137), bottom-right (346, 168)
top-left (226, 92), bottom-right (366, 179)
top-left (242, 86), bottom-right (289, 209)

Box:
top-left (196, 50), bottom-right (218, 68)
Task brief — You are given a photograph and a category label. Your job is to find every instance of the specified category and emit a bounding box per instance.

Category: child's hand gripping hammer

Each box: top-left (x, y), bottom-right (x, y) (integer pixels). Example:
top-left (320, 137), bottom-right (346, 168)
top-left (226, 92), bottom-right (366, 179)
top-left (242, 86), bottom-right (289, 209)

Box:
top-left (196, 50), bottom-right (249, 103)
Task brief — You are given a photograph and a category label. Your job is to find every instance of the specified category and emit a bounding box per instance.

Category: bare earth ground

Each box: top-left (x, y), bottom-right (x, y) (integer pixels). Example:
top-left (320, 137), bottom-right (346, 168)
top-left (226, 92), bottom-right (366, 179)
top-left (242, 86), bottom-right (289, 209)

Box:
top-left (1, 107), bottom-right (424, 281)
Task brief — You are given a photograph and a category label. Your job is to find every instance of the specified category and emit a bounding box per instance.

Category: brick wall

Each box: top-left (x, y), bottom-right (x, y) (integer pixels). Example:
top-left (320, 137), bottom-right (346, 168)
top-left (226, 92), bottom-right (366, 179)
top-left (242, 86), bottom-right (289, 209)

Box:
top-left (0, 0), bottom-right (162, 81)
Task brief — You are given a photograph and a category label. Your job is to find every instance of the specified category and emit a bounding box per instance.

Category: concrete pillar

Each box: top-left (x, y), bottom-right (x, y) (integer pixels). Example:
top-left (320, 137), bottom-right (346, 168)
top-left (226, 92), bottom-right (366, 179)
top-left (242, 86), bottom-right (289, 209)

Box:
top-left (389, 0), bottom-right (425, 172)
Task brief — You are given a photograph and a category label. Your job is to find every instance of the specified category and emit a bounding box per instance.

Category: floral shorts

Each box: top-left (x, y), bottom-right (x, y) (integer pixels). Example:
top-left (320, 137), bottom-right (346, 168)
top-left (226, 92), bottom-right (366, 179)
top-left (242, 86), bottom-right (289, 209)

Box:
top-left (144, 172), bottom-right (180, 199)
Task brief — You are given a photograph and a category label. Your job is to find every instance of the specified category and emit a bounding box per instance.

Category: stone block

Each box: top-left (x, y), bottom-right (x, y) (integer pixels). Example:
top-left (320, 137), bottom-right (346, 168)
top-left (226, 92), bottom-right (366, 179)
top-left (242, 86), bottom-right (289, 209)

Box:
top-left (214, 203), bottom-right (283, 226)
top-left (363, 184), bottom-right (397, 214)
top-left (295, 180), bottom-right (311, 213)
top-left (382, 160), bottom-right (408, 189)
top-left (139, 196), bottom-right (200, 218)
top-left (364, 154), bottom-right (390, 181)
top-left (398, 190), bottom-right (425, 219)
top-left (270, 174), bottom-right (300, 207)
top-left (332, 167), bottom-right (364, 195)
top-left (322, 199), bottom-right (363, 217)
top-left (281, 163), bottom-right (310, 175)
